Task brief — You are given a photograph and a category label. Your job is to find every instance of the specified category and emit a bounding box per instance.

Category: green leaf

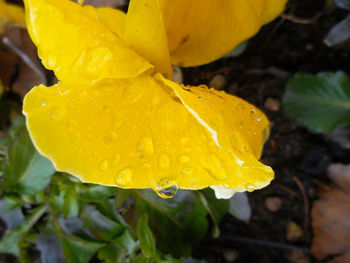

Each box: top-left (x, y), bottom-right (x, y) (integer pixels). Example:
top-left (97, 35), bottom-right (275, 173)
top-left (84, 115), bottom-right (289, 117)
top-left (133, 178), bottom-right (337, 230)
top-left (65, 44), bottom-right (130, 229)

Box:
top-left (80, 206), bottom-right (125, 241)
top-left (60, 234), bottom-right (105, 263)
top-left (198, 189), bottom-right (229, 238)
top-left (0, 205), bottom-right (47, 256)
top-left (78, 184), bottom-right (117, 202)
top-left (283, 71), bottom-right (350, 133)
top-left (2, 127), bottom-right (55, 194)
top-left (113, 230), bottom-right (137, 254)
top-left (63, 186), bottom-right (79, 218)
top-left (97, 243), bottom-right (127, 263)
top-left (134, 190), bottom-right (208, 257)
top-left (137, 214), bottom-right (156, 258)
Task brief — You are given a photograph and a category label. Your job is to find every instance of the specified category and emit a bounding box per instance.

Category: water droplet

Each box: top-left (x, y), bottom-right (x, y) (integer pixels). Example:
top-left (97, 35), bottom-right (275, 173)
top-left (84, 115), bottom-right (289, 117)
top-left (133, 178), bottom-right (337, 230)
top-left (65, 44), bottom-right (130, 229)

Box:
top-left (256, 118), bottom-right (262, 122)
top-left (104, 132), bottom-right (115, 145)
top-left (41, 100), bottom-right (47, 106)
top-left (158, 154), bottom-right (170, 169)
top-left (115, 167), bottom-right (132, 186)
top-left (178, 154), bottom-right (190, 164)
top-left (246, 183), bottom-right (255, 192)
top-left (206, 154), bottom-right (227, 180)
top-left (138, 137), bottom-right (154, 158)
top-left (181, 166), bottom-right (195, 175)
top-left (251, 109), bottom-right (255, 114)
top-left (243, 145), bottom-right (248, 152)
top-left (50, 106), bottom-right (66, 120)
top-left (58, 86), bottom-right (69, 95)
top-left (154, 179), bottom-right (178, 198)
top-left (99, 160), bottom-right (108, 171)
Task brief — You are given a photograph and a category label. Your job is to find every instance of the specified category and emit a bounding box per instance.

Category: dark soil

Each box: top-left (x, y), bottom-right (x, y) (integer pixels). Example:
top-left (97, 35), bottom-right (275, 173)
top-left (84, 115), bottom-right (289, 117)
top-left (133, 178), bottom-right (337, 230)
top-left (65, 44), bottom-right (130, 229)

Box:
top-left (187, 0), bottom-right (350, 262)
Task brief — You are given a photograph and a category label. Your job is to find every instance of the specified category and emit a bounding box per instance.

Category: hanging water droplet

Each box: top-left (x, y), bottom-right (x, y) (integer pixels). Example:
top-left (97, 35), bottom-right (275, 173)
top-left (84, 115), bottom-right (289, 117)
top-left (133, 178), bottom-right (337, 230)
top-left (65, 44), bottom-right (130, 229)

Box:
top-left (154, 179), bottom-right (178, 199)
top-left (99, 160), bottom-right (108, 171)
top-left (137, 137), bottom-right (154, 158)
top-left (178, 154), bottom-right (191, 164)
top-left (158, 154), bottom-right (170, 169)
top-left (50, 106), bottom-right (66, 120)
top-left (246, 183), bottom-right (255, 192)
top-left (206, 154), bottom-right (227, 180)
top-left (115, 167), bottom-right (132, 186)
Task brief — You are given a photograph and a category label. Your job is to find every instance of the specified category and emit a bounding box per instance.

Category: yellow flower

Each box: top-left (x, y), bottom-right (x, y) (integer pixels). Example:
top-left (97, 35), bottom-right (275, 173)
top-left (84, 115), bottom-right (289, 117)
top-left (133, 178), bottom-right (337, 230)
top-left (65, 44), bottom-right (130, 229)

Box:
top-left (0, 0), bottom-right (25, 31)
top-left (23, 0), bottom-right (286, 198)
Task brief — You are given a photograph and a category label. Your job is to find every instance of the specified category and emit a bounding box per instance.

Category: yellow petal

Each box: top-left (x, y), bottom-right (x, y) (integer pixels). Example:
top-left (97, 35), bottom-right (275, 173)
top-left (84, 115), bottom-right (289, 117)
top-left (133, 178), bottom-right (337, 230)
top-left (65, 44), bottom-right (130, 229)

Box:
top-left (96, 7), bottom-right (126, 40)
top-left (23, 0), bottom-right (153, 84)
top-left (162, 0), bottom-right (287, 67)
top-left (0, 0), bottom-right (25, 29)
top-left (23, 74), bottom-right (273, 197)
top-left (125, 0), bottom-right (172, 78)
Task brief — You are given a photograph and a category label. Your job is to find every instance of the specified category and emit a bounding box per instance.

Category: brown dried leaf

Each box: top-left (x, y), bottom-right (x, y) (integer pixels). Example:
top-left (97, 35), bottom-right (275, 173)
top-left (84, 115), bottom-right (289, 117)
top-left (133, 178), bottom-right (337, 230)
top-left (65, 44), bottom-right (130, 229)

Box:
top-left (311, 163), bottom-right (350, 263)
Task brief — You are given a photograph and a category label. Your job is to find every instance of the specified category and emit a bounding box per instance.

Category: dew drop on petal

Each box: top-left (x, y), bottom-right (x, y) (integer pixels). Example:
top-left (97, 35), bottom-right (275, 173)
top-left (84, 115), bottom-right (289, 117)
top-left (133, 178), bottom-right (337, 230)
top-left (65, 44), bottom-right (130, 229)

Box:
top-left (181, 166), bottom-right (195, 175)
top-left (158, 154), bottom-right (170, 169)
top-left (99, 160), bottom-right (108, 171)
top-left (154, 179), bottom-right (178, 199)
top-left (206, 154), bottom-right (227, 180)
top-left (138, 137), bottom-right (154, 158)
top-left (41, 100), bottom-right (47, 106)
top-left (115, 167), bottom-right (132, 186)
top-left (178, 154), bottom-right (191, 164)
top-left (246, 183), bottom-right (255, 192)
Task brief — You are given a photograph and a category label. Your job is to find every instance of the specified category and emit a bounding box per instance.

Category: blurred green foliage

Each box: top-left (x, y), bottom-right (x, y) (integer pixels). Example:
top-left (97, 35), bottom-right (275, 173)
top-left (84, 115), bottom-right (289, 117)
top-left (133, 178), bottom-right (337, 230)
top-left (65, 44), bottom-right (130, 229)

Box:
top-left (283, 71), bottom-right (350, 134)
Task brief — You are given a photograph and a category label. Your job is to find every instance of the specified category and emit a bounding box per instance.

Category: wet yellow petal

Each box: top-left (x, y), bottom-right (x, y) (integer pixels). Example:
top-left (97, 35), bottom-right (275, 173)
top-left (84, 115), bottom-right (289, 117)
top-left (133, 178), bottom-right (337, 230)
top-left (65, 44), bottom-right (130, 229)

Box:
top-left (23, 74), bottom-right (272, 196)
top-left (162, 0), bottom-right (287, 67)
top-left (159, 75), bottom-right (269, 159)
top-left (0, 0), bottom-right (25, 30)
top-left (96, 7), bottom-right (126, 40)
top-left (23, 0), bottom-right (153, 84)
top-left (125, 0), bottom-right (172, 78)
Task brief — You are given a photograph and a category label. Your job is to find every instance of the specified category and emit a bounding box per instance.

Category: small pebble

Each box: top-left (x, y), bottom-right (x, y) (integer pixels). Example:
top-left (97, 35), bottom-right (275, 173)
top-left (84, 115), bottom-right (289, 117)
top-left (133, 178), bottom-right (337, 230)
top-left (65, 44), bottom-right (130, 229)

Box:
top-left (264, 97), bottom-right (280, 111)
top-left (265, 196), bottom-right (282, 212)
top-left (223, 250), bottom-right (239, 262)
top-left (286, 221), bottom-right (303, 242)
top-left (210, 74), bottom-right (226, 90)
